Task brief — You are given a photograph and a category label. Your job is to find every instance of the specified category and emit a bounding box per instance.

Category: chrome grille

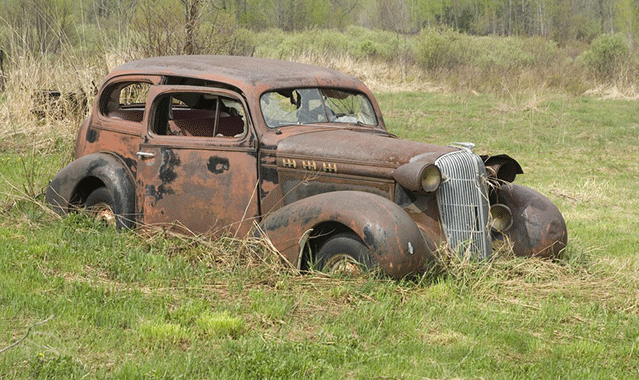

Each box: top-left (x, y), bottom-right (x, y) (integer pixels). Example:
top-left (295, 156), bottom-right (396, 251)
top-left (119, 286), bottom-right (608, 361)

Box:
top-left (435, 149), bottom-right (491, 259)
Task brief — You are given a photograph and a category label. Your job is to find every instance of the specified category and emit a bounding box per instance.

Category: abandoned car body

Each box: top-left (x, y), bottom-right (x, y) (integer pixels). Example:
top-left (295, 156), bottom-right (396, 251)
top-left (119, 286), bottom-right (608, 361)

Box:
top-left (46, 55), bottom-right (567, 278)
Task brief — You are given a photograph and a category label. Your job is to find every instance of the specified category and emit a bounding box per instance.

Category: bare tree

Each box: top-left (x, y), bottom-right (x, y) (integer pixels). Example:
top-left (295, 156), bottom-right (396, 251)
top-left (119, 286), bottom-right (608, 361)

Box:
top-left (182, 0), bottom-right (201, 55)
top-left (0, 48), bottom-right (5, 92)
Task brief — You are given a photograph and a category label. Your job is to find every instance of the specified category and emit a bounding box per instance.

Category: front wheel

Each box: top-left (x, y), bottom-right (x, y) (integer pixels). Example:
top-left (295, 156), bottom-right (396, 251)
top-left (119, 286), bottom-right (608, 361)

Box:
top-left (315, 232), bottom-right (376, 275)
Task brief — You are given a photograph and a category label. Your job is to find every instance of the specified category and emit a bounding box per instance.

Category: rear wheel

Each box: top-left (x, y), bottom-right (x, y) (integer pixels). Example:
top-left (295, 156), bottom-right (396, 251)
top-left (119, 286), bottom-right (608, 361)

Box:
top-left (85, 187), bottom-right (121, 227)
top-left (315, 232), bottom-right (376, 275)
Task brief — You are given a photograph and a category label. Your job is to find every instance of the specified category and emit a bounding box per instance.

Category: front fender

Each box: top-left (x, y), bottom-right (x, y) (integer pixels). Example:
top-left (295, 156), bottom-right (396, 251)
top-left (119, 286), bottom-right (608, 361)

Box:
top-left (258, 191), bottom-right (436, 278)
top-left (46, 152), bottom-right (136, 221)
top-left (496, 183), bottom-right (567, 258)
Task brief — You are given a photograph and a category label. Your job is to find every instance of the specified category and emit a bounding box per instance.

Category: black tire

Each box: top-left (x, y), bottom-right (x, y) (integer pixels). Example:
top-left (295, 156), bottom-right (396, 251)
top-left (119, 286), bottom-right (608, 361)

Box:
top-left (315, 232), bottom-right (376, 275)
top-left (85, 186), bottom-right (131, 229)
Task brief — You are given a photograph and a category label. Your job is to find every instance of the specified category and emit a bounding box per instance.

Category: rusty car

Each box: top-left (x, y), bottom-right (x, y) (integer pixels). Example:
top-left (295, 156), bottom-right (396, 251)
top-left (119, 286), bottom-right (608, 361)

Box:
top-left (46, 55), bottom-right (568, 278)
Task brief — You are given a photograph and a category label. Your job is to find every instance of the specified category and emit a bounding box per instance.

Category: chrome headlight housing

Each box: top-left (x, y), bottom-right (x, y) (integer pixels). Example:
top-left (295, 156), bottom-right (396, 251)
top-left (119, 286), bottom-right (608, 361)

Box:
top-left (392, 161), bottom-right (442, 193)
top-left (420, 164), bottom-right (442, 193)
top-left (489, 203), bottom-right (513, 232)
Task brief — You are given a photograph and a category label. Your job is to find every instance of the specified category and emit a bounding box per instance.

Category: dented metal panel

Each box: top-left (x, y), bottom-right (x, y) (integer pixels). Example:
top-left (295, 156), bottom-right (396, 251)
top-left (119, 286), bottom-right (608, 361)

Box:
top-left (259, 191), bottom-right (435, 278)
top-left (136, 145), bottom-right (259, 236)
top-left (496, 183), bottom-right (568, 258)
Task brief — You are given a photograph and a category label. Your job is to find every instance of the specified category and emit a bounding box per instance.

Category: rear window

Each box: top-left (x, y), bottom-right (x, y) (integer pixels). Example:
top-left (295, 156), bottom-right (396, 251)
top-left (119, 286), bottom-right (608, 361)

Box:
top-left (101, 82), bottom-right (151, 122)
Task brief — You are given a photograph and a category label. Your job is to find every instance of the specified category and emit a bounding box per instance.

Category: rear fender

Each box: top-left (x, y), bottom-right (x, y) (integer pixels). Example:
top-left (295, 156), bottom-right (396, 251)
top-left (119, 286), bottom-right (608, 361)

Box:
top-left (496, 183), bottom-right (567, 257)
top-left (258, 191), bottom-right (435, 278)
top-left (46, 152), bottom-right (136, 224)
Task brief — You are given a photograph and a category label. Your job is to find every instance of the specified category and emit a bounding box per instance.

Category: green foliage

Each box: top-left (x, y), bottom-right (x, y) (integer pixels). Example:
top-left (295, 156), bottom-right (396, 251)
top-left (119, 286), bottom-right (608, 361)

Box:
top-left (29, 354), bottom-right (87, 379)
top-left (0, 0), bottom-right (78, 56)
top-left (0, 0), bottom-right (637, 94)
top-left (138, 320), bottom-right (192, 345)
top-left (416, 28), bottom-right (470, 70)
top-left (474, 37), bottom-right (537, 72)
top-left (1, 0), bottom-right (639, 60)
top-left (416, 29), bottom-right (563, 73)
top-left (411, 29), bottom-right (575, 93)
top-left (246, 26), bottom-right (413, 64)
top-left (344, 25), bottom-right (402, 60)
top-left (580, 33), bottom-right (632, 80)
top-left (196, 311), bottom-right (246, 338)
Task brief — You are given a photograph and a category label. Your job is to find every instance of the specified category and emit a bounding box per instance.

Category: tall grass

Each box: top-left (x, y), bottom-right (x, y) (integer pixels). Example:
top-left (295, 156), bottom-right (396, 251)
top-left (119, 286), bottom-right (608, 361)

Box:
top-left (238, 27), bottom-right (638, 96)
top-left (1, 205), bottom-right (637, 378)
top-left (0, 53), bottom-right (103, 153)
top-left (1, 27), bottom-right (638, 157)
top-left (2, 98), bottom-right (639, 380)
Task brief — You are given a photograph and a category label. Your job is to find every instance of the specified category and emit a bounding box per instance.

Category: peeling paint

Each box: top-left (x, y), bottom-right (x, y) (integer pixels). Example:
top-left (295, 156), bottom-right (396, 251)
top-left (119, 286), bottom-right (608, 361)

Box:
top-left (207, 156), bottom-right (230, 174)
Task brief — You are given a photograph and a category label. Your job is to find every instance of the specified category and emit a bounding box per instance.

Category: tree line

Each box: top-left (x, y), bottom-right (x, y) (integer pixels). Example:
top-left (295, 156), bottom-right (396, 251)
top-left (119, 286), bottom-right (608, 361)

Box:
top-left (1, 0), bottom-right (638, 55)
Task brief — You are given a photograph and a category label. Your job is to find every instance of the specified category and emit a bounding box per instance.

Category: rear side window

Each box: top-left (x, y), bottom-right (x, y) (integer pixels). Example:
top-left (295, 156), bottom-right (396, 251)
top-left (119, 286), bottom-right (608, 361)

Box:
top-left (101, 82), bottom-right (151, 122)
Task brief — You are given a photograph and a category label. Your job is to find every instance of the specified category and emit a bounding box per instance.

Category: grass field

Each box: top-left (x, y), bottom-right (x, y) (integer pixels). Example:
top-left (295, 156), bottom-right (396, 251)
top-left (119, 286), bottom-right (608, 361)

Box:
top-left (1, 85), bottom-right (638, 378)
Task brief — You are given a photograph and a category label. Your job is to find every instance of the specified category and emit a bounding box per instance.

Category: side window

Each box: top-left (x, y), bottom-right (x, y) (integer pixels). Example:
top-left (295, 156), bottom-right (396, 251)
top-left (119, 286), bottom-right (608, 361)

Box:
top-left (101, 82), bottom-right (151, 122)
top-left (152, 92), bottom-right (247, 138)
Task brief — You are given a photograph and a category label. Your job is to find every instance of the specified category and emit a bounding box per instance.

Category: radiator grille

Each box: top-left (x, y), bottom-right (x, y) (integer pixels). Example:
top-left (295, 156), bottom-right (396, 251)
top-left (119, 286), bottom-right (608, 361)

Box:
top-left (435, 149), bottom-right (491, 259)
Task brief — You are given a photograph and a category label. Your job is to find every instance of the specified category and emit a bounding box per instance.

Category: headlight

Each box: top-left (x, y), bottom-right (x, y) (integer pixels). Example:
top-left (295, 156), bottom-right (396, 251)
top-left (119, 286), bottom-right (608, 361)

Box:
top-left (420, 164), bottom-right (441, 193)
top-left (392, 161), bottom-right (442, 193)
top-left (489, 204), bottom-right (513, 232)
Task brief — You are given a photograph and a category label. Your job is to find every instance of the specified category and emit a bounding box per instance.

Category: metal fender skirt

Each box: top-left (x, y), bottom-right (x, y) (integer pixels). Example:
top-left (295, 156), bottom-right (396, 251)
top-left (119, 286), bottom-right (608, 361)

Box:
top-left (435, 149), bottom-right (491, 259)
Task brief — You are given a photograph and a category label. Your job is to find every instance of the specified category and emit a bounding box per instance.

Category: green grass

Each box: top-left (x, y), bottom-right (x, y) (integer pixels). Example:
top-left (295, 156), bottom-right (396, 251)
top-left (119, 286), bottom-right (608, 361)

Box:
top-left (379, 92), bottom-right (639, 257)
top-left (1, 91), bottom-right (639, 379)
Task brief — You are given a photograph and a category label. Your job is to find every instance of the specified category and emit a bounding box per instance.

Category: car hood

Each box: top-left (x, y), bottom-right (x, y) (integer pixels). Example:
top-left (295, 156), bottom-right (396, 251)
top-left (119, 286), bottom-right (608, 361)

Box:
top-left (276, 128), bottom-right (458, 170)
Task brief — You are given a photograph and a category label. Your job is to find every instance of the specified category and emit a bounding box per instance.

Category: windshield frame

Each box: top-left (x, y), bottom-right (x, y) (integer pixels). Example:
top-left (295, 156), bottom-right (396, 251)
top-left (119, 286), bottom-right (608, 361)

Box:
top-left (259, 87), bottom-right (379, 129)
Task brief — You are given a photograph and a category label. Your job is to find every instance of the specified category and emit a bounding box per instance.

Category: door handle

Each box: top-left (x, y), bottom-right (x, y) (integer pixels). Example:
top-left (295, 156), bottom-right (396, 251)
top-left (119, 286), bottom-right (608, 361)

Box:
top-left (136, 151), bottom-right (155, 158)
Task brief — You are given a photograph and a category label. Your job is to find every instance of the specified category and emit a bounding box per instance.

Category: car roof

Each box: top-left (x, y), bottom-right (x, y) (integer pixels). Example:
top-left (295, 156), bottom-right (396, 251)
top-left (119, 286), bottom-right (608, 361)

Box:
top-left (106, 55), bottom-right (368, 94)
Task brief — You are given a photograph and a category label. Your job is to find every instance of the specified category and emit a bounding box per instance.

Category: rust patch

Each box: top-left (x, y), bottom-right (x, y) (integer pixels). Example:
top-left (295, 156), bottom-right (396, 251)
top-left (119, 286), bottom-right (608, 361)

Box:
top-left (207, 156), bottom-right (230, 174)
top-left (86, 127), bottom-right (98, 143)
top-left (159, 149), bottom-right (180, 184)
top-left (146, 184), bottom-right (174, 204)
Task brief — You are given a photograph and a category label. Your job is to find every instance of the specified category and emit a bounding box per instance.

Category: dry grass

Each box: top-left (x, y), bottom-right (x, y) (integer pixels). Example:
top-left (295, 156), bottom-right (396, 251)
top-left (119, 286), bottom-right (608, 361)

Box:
top-left (427, 239), bottom-right (639, 317)
top-left (584, 84), bottom-right (639, 100)
top-left (0, 54), bottom-right (103, 153)
top-left (139, 227), bottom-right (296, 276)
top-left (290, 53), bottom-right (446, 94)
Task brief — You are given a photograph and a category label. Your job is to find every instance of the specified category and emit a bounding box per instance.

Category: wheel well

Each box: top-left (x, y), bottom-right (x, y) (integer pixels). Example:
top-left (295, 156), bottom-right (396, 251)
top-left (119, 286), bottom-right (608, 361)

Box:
top-left (300, 221), bottom-right (353, 271)
top-left (70, 176), bottom-right (105, 206)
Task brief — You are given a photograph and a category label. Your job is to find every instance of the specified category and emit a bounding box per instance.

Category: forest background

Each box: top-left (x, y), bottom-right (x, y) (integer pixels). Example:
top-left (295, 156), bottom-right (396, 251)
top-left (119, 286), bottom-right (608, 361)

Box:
top-left (1, 0), bottom-right (639, 97)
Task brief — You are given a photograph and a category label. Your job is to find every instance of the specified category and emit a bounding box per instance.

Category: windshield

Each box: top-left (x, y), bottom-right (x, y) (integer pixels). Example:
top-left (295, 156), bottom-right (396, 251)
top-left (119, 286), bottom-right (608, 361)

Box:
top-left (260, 88), bottom-right (378, 128)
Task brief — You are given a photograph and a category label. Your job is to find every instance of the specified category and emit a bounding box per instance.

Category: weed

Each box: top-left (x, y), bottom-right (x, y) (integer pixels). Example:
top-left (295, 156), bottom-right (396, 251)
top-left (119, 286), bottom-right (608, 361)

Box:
top-left (29, 353), bottom-right (87, 379)
top-left (138, 320), bottom-right (192, 346)
top-left (196, 311), bottom-right (246, 338)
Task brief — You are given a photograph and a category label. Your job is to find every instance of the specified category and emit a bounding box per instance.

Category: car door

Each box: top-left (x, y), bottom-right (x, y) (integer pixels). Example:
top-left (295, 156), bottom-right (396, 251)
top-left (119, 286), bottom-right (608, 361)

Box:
top-left (136, 85), bottom-right (259, 237)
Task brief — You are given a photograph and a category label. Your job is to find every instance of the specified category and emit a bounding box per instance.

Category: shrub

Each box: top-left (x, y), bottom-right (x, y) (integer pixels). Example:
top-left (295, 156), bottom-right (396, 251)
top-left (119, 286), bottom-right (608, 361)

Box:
top-left (474, 37), bottom-right (536, 73)
top-left (580, 33), bottom-right (631, 80)
top-left (415, 28), bottom-right (469, 71)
